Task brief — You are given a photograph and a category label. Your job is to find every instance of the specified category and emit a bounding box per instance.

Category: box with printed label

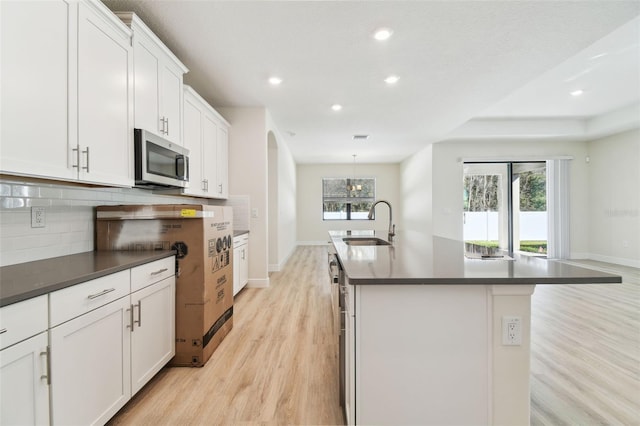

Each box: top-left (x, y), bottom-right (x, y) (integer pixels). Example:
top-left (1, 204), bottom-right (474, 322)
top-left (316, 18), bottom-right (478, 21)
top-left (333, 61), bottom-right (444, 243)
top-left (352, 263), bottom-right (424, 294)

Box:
top-left (96, 204), bottom-right (234, 367)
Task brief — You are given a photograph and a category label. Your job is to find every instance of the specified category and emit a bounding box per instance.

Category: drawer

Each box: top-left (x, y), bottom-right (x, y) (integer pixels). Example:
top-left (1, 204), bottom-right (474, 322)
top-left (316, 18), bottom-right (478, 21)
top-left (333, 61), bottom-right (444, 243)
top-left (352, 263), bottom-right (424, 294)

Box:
top-left (233, 234), bottom-right (248, 247)
top-left (50, 270), bottom-right (130, 327)
top-left (0, 295), bottom-right (48, 350)
top-left (131, 256), bottom-right (174, 293)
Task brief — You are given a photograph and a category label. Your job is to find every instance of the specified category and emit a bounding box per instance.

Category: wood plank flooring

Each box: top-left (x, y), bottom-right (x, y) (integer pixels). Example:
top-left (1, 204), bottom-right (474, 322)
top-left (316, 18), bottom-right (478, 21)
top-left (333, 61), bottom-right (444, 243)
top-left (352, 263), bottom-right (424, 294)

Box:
top-left (109, 248), bottom-right (640, 425)
top-left (531, 260), bottom-right (640, 425)
top-left (109, 246), bottom-right (343, 426)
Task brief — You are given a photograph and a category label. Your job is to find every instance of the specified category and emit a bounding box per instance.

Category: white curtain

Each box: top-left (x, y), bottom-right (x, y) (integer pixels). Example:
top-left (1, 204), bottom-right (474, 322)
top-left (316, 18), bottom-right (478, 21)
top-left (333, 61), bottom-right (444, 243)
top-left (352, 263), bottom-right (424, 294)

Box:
top-left (546, 159), bottom-right (571, 259)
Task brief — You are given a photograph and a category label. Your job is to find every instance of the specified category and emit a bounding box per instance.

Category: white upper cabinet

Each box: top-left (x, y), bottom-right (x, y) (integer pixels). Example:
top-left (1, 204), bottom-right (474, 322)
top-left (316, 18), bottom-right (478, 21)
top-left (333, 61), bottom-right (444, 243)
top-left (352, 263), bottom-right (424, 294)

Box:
top-left (0, 0), bottom-right (134, 187)
top-left (116, 12), bottom-right (188, 145)
top-left (1, 0), bottom-right (75, 180)
top-left (77, 1), bottom-right (133, 186)
top-left (182, 85), bottom-right (230, 199)
top-left (216, 124), bottom-right (229, 198)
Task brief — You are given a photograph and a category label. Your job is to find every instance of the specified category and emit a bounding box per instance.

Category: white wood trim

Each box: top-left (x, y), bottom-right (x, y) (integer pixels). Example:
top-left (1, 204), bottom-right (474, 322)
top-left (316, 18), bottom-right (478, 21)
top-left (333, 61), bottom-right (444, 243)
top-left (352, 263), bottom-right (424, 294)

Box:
top-left (247, 278), bottom-right (269, 288)
top-left (114, 12), bottom-right (188, 73)
top-left (460, 155), bottom-right (573, 163)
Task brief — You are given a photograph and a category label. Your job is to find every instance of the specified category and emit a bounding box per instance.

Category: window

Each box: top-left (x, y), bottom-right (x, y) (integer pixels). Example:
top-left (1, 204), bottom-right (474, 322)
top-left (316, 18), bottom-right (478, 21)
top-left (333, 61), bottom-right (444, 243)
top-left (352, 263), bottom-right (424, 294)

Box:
top-left (322, 178), bottom-right (376, 220)
top-left (463, 161), bottom-right (548, 256)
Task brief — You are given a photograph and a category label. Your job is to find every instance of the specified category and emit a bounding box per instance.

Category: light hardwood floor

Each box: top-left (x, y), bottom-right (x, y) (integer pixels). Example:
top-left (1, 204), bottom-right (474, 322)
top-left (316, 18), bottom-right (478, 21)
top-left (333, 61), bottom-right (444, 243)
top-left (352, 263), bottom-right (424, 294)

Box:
top-left (109, 248), bottom-right (639, 425)
top-left (109, 246), bottom-right (343, 426)
top-left (531, 260), bottom-right (640, 425)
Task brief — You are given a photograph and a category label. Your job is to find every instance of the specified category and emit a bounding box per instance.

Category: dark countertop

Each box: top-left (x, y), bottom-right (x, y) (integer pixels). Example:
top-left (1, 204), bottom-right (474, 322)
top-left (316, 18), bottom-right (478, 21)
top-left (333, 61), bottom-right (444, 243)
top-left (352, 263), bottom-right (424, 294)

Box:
top-left (0, 250), bottom-right (175, 307)
top-left (329, 230), bottom-right (622, 285)
top-left (233, 230), bottom-right (249, 238)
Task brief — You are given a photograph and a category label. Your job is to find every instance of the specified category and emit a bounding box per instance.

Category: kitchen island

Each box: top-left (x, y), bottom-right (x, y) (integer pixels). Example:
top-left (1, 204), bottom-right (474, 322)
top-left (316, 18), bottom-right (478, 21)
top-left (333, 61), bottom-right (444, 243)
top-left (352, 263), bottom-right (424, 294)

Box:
top-left (329, 230), bottom-right (621, 426)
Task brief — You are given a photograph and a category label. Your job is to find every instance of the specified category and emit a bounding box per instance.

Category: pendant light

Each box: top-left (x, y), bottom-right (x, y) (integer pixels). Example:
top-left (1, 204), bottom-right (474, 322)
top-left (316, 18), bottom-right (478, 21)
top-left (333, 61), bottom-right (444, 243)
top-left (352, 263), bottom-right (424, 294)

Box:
top-left (348, 154), bottom-right (362, 192)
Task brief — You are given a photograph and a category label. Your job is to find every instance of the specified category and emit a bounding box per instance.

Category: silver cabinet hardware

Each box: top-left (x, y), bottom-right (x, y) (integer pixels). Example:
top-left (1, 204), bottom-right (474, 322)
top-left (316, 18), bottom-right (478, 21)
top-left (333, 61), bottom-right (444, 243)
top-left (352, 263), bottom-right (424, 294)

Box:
top-left (134, 300), bottom-right (142, 327)
top-left (202, 179), bottom-right (208, 192)
top-left (87, 288), bottom-right (115, 300)
top-left (150, 268), bottom-right (168, 276)
top-left (166, 117), bottom-right (169, 135)
top-left (82, 147), bottom-right (90, 172)
top-left (0, 328), bottom-right (7, 334)
top-left (242, 249), bottom-right (245, 260)
top-left (72, 147), bottom-right (80, 169)
top-left (40, 346), bottom-right (51, 385)
top-left (126, 306), bottom-right (134, 330)
top-left (218, 183), bottom-right (223, 194)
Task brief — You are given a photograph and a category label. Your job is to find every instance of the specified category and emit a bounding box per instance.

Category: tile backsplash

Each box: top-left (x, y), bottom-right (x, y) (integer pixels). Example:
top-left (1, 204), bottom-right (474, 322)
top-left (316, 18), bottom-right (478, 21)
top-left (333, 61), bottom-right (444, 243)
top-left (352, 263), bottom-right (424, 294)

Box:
top-left (0, 177), bottom-right (227, 267)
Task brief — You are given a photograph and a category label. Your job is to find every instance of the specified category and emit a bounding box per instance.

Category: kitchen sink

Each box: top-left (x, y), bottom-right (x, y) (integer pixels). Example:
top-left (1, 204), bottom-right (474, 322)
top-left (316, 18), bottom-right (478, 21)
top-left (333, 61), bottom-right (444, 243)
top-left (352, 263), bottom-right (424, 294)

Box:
top-left (342, 237), bottom-right (391, 246)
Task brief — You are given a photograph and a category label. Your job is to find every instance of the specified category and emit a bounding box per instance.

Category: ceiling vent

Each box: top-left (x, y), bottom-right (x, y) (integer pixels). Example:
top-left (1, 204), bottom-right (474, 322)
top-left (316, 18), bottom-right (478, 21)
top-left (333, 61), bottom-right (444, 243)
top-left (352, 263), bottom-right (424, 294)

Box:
top-left (353, 135), bottom-right (370, 141)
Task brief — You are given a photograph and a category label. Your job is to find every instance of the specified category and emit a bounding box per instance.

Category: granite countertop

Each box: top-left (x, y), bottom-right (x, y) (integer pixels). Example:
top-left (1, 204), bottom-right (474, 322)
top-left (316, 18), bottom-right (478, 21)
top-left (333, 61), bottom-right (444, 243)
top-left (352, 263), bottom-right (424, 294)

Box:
top-left (233, 230), bottom-right (249, 238)
top-left (0, 250), bottom-right (175, 307)
top-left (329, 230), bottom-right (622, 285)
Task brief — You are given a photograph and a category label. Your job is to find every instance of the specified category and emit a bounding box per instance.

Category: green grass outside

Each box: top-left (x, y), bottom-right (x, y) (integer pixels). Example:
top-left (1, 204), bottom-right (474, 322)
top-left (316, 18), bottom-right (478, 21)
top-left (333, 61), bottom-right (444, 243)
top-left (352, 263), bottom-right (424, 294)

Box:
top-left (466, 240), bottom-right (547, 254)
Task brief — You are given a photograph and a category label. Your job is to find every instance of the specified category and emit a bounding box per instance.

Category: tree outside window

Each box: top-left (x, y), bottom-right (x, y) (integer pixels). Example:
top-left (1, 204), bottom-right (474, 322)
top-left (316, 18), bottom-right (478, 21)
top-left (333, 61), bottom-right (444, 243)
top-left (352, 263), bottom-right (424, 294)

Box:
top-left (322, 178), bottom-right (376, 220)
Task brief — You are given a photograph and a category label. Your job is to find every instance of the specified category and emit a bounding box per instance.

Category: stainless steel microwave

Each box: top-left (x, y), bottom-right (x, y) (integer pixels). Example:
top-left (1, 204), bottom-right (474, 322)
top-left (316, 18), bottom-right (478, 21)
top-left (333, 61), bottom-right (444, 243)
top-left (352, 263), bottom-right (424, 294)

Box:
top-left (134, 129), bottom-right (189, 188)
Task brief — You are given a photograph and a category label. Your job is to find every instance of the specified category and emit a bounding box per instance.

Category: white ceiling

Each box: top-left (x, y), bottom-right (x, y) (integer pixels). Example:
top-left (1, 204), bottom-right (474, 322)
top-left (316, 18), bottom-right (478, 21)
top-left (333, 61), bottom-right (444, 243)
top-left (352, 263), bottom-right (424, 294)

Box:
top-left (103, 0), bottom-right (640, 164)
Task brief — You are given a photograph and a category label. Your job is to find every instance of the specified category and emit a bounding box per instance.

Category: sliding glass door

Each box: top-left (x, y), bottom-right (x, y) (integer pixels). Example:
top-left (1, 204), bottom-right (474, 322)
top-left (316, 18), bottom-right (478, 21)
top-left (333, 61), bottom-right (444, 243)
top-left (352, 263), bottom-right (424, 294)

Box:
top-left (463, 161), bottom-right (547, 257)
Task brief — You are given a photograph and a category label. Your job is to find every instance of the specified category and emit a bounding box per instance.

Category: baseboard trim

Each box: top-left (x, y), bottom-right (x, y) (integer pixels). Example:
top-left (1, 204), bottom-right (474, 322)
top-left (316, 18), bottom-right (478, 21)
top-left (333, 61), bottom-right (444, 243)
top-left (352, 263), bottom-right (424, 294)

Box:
top-left (247, 278), bottom-right (269, 288)
top-left (268, 244), bottom-right (297, 272)
top-left (586, 253), bottom-right (640, 269)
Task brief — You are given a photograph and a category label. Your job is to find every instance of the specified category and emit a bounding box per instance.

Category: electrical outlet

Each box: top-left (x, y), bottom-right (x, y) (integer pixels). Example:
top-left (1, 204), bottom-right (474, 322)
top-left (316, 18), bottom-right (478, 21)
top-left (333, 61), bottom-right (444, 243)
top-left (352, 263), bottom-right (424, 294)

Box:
top-left (251, 208), bottom-right (259, 218)
top-left (31, 207), bottom-right (46, 228)
top-left (502, 316), bottom-right (522, 346)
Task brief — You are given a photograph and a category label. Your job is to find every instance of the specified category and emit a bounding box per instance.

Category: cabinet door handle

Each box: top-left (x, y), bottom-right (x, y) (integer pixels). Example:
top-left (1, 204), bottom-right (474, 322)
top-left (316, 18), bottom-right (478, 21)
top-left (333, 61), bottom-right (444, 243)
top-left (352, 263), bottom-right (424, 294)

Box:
top-left (87, 288), bottom-right (115, 300)
top-left (242, 249), bottom-right (245, 260)
top-left (82, 147), bottom-right (90, 172)
top-left (72, 147), bottom-right (80, 169)
top-left (40, 346), bottom-right (51, 385)
top-left (134, 300), bottom-right (142, 327)
top-left (159, 116), bottom-right (165, 134)
top-left (166, 117), bottom-right (169, 135)
top-left (218, 183), bottom-right (223, 194)
top-left (0, 328), bottom-right (7, 334)
top-left (150, 268), bottom-right (168, 276)
top-left (127, 306), bottom-right (134, 330)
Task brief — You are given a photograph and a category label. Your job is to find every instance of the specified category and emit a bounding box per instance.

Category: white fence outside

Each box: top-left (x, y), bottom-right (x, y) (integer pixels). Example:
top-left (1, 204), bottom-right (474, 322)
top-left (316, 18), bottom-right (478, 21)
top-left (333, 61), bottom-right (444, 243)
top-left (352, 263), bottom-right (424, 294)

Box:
top-left (463, 211), bottom-right (547, 241)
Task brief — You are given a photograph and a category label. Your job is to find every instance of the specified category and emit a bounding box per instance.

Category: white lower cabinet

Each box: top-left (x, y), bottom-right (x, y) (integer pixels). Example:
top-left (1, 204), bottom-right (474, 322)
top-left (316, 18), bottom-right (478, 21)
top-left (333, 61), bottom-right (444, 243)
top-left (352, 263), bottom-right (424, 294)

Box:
top-left (47, 256), bottom-right (175, 425)
top-left (49, 296), bottom-right (131, 426)
top-left (0, 296), bottom-right (50, 426)
top-left (233, 234), bottom-right (249, 296)
top-left (131, 275), bottom-right (175, 395)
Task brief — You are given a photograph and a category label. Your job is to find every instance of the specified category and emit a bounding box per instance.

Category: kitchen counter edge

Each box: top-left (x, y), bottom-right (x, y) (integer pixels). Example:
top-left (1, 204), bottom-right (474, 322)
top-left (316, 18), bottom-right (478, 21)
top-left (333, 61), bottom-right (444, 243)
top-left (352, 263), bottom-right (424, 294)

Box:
top-left (0, 250), bottom-right (176, 307)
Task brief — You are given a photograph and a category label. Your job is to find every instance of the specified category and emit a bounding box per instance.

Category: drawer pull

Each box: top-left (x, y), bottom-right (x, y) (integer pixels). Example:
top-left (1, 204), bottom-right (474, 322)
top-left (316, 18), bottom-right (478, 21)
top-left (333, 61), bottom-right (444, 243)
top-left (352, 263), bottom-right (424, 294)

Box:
top-left (150, 268), bottom-right (169, 276)
top-left (87, 288), bottom-right (116, 300)
top-left (0, 328), bottom-right (7, 334)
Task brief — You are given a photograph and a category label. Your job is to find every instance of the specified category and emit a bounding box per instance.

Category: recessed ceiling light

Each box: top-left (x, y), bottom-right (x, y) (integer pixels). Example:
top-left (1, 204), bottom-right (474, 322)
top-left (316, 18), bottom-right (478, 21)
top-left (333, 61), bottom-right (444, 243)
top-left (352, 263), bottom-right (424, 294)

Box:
top-left (268, 76), bottom-right (282, 85)
top-left (384, 75), bottom-right (400, 84)
top-left (331, 104), bottom-right (343, 111)
top-left (373, 28), bottom-right (393, 41)
top-left (570, 89), bottom-right (584, 96)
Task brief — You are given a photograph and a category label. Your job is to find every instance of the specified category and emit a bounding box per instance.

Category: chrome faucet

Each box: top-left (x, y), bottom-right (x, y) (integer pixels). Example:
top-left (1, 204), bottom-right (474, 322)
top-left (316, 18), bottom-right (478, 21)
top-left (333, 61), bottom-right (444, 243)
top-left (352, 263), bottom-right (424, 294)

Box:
top-left (368, 200), bottom-right (395, 242)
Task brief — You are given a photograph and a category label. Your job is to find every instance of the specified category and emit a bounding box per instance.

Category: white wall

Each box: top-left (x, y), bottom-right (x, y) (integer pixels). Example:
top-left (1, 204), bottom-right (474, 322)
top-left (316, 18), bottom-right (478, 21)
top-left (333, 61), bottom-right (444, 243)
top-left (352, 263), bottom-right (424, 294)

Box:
top-left (0, 177), bottom-right (209, 267)
top-left (587, 129), bottom-right (640, 267)
top-left (219, 107), bottom-right (298, 284)
top-left (400, 139), bottom-right (591, 257)
top-left (219, 107), bottom-right (269, 287)
top-left (296, 163), bottom-right (401, 244)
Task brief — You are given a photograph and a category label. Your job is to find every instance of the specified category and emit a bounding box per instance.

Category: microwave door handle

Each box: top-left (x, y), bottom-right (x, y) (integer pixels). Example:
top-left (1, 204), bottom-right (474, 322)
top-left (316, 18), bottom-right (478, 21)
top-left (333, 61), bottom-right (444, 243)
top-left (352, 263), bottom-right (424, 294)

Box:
top-left (175, 155), bottom-right (188, 181)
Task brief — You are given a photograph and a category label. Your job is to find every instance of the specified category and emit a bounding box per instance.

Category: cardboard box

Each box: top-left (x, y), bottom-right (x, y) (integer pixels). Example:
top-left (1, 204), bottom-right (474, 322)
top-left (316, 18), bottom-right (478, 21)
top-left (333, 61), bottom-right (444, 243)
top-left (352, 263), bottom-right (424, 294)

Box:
top-left (96, 204), bottom-right (234, 367)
